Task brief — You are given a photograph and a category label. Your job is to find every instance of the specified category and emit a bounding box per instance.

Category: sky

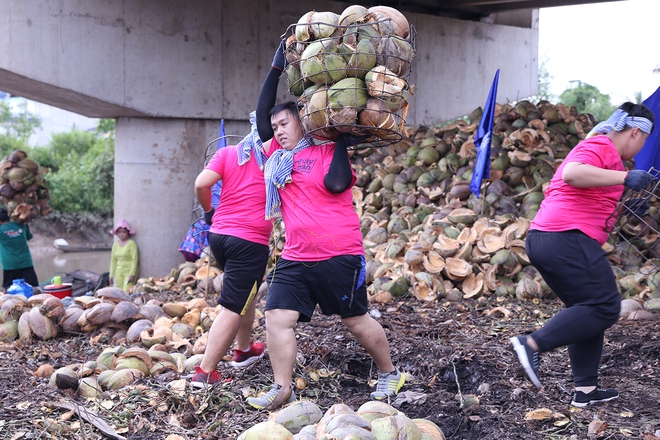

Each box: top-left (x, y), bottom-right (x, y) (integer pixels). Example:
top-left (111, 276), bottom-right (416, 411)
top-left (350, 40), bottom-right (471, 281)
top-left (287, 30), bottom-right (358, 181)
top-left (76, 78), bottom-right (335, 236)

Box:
top-left (539, 0), bottom-right (659, 105)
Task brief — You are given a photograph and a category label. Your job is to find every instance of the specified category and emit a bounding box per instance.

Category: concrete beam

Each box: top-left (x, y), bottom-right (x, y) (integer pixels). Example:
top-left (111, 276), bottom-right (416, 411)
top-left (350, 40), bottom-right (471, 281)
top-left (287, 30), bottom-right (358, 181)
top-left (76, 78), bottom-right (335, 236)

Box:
top-left (0, 0), bottom-right (538, 124)
top-left (0, 69), bottom-right (147, 117)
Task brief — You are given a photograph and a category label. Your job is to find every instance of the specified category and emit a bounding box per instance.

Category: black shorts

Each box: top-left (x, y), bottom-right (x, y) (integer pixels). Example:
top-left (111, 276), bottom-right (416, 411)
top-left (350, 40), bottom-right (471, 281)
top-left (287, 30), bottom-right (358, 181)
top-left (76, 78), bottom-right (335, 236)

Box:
top-left (209, 233), bottom-right (269, 315)
top-left (265, 255), bottom-right (368, 322)
top-left (3, 267), bottom-right (38, 289)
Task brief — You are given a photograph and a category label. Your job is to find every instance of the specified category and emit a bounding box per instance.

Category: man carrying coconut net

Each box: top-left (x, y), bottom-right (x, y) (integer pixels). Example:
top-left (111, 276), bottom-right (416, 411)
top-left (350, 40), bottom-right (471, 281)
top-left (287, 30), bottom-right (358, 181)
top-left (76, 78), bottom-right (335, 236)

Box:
top-left (245, 42), bottom-right (404, 410)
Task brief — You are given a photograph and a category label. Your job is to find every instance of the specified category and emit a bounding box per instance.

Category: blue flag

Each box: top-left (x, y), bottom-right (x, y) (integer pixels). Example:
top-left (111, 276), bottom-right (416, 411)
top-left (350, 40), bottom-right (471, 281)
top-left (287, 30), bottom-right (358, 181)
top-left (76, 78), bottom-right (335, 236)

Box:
top-left (470, 69), bottom-right (500, 197)
top-left (634, 86), bottom-right (660, 171)
top-left (210, 119), bottom-right (227, 207)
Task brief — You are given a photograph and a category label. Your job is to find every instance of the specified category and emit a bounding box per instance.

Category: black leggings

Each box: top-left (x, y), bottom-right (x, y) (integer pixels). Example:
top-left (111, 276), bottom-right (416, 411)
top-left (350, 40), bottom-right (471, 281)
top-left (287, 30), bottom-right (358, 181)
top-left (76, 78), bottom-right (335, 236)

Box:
top-left (526, 230), bottom-right (621, 387)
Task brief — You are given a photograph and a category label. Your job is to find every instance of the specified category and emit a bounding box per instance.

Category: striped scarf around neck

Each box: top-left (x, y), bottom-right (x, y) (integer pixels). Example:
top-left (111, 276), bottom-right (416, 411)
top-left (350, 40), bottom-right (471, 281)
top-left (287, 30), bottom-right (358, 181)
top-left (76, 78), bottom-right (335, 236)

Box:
top-left (264, 136), bottom-right (312, 219)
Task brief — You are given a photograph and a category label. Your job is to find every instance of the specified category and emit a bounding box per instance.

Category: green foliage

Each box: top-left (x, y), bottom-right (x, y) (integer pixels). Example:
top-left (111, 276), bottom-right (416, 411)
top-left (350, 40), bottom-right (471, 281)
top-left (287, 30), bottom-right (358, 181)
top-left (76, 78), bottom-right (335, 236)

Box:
top-left (27, 121), bottom-right (115, 215)
top-left (45, 142), bottom-right (114, 213)
top-left (0, 100), bottom-right (42, 156)
top-left (28, 129), bottom-right (102, 172)
top-left (97, 118), bottom-right (116, 135)
top-left (559, 81), bottom-right (615, 122)
top-left (0, 101), bottom-right (114, 215)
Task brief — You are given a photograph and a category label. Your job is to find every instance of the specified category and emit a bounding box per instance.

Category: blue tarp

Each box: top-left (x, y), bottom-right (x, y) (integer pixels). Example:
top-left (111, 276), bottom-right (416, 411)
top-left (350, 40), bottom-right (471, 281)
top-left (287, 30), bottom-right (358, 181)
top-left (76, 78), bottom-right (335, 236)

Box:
top-left (634, 86), bottom-right (660, 171)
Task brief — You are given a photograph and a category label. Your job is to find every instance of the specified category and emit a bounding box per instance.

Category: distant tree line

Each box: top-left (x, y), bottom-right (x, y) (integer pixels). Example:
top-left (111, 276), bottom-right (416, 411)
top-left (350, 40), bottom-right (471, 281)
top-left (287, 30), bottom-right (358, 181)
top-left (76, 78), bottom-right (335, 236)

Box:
top-left (0, 99), bottom-right (114, 216)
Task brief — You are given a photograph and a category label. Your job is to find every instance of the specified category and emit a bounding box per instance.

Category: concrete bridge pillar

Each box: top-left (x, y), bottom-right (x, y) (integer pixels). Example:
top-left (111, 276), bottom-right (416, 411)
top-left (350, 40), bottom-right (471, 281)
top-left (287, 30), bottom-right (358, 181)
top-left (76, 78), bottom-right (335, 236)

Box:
top-left (114, 117), bottom-right (221, 277)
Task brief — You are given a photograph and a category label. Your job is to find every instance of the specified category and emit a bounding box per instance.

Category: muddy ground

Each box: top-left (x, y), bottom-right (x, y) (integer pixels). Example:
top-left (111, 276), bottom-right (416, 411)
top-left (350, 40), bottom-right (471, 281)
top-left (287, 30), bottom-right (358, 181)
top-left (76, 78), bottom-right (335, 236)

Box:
top-left (1, 285), bottom-right (659, 440)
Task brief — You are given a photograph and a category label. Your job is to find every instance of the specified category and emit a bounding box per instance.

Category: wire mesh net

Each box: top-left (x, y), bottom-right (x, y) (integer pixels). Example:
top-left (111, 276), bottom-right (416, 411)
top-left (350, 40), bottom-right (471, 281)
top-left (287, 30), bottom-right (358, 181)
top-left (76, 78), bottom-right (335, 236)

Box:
top-left (283, 19), bottom-right (416, 150)
top-left (607, 167), bottom-right (660, 269)
top-left (179, 135), bottom-right (245, 261)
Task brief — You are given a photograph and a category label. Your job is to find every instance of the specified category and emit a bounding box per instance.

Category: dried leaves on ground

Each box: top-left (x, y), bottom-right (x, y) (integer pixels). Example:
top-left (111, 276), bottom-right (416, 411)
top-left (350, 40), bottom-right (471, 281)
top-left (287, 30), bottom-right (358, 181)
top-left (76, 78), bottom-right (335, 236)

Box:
top-left (1, 294), bottom-right (659, 440)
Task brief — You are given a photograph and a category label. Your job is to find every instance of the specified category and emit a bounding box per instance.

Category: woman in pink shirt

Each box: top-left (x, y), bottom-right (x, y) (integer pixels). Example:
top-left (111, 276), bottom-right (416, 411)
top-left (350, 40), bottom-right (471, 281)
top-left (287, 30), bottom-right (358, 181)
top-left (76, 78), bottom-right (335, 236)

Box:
top-left (190, 115), bottom-right (272, 387)
top-left (510, 102), bottom-right (654, 407)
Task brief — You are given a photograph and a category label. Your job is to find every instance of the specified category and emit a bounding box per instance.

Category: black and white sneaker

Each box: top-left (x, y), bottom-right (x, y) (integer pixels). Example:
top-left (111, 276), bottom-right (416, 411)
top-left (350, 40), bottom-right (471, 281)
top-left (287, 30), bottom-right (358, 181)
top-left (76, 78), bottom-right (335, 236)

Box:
top-left (510, 336), bottom-right (542, 388)
top-left (571, 388), bottom-right (619, 407)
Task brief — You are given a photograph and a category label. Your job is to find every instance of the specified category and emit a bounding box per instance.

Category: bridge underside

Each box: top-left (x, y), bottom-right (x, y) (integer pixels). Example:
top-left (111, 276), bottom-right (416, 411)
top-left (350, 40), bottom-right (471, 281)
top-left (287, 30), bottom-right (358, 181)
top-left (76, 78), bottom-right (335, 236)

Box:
top-left (328, 0), bottom-right (625, 20)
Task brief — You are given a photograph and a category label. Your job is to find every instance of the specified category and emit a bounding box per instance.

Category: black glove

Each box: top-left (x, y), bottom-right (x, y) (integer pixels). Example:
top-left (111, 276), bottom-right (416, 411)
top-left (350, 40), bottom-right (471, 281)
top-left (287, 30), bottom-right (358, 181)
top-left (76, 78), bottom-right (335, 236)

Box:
top-left (271, 39), bottom-right (287, 71)
top-left (340, 133), bottom-right (370, 147)
top-left (203, 208), bottom-right (215, 226)
top-left (623, 170), bottom-right (653, 191)
top-left (623, 198), bottom-right (649, 218)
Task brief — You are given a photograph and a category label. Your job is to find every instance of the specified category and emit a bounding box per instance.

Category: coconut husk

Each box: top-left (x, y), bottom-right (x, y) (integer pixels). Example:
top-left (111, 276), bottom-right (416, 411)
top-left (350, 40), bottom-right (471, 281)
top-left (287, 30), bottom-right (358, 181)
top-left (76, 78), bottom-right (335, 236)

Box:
top-left (186, 298), bottom-right (208, 310)
top-left (87, 303), bottom-right (116, 325)
top-left (162, 302), bottom-right (187, 319)
top-left (40, 296), bottom-right (64, 320)
top-left (126, 319), bottom-right (153, 342)
top-left (96, 287), bottom-right (131, 303)
top-left (462, 273), bottom-right (485, 299)
top-left (27, 307), bottom-right (58, 340)
top-left (444, 258), bottom-right (473, 281)
top-left (433, 236), bottom-right (459, 258)
top-left (111, 301), bottom-right (139, 323)
top-left (74, 296), bottom-right (102, 309)
top-left (195, 266), bottom-right (221, 280)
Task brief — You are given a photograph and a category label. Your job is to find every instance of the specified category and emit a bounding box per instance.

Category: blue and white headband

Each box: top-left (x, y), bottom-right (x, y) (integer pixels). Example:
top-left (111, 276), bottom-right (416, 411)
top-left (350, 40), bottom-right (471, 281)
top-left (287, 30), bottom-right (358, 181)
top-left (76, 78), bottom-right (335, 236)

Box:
top-left (588, 109), bottom-right (653, 138)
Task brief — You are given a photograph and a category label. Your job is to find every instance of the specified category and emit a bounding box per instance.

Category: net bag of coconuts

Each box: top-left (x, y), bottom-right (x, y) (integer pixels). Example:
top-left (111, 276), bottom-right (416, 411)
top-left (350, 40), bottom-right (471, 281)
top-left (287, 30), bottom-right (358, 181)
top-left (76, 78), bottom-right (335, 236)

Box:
top-left (284, 5), bottom-right (415, 149)
top-left (0, 150), bottom-right (53, 224)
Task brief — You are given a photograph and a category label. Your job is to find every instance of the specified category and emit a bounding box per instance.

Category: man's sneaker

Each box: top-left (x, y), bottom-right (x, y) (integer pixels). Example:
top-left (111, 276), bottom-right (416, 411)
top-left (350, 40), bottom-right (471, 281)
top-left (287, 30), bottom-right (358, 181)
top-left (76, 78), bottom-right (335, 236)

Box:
top-left (510, 336), bottom-right (542, 388)
top-left (191, 366), bottom-right (223, 388)
top-left (230, 341), bottom-right (265, 368)
top-left (246, 384), bottom-right (296, 410)
top-left (571, 388), bottom-right (619, 407)
top-left (370, 369), bottom-right (405, 400)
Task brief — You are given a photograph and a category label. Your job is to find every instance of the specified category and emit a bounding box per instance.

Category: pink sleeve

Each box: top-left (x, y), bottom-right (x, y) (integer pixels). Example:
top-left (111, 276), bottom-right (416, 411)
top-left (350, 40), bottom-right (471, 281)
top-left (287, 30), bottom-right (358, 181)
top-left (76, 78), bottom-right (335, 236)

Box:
top-left (205, 147), bottom-right (229, 176)
top-left (564, 139), bottom-right (620, 170)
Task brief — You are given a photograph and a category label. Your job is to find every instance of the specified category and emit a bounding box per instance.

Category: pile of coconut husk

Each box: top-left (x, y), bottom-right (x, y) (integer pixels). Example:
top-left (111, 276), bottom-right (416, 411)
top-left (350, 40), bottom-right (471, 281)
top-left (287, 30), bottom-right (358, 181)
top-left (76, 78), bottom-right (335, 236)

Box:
top-left (284, 5), bottom-right (414, 146)
top-left (0, 149), bottom-right (52, 223)
top-left (238, 400), bottom-right (445, 440)
top-left (0, 283), bottom-right (230, 397)
top-left (0, 253), bottom-right (238, 344)
top-left (349, 99), bottom-right (660, 315)
top-left (44, 344), bottom-right (206, 398)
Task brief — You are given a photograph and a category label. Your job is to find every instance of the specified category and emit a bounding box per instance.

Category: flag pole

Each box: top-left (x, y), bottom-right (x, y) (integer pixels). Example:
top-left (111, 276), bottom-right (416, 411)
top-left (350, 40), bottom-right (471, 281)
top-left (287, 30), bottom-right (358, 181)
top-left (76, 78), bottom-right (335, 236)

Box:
top-left (481, 182), bottom-right (486, 216)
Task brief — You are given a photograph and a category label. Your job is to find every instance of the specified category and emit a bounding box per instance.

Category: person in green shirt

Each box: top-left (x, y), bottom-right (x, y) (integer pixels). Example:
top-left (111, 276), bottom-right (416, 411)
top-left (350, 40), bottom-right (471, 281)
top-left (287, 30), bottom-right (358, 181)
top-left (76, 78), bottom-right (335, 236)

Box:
top-left (0, 208), bottom-right (38, 289)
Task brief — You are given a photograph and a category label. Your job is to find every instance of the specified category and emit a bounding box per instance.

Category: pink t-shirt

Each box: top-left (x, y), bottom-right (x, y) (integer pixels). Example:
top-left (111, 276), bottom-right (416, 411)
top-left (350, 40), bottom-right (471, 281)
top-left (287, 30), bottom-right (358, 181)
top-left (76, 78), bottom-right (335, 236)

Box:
top-left (271, 138), bottom-right (364, 261)
top-left (205, 145), bottom-right (272, 245)
top-left (530, 135), bottom-right (624, 244)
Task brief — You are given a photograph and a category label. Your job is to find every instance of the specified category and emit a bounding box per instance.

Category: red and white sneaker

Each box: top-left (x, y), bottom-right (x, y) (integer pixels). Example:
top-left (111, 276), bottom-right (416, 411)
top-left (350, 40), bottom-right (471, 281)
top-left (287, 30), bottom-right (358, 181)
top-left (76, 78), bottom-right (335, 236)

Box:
top-left (191, 366), bottom-right (223, 388)
top-left (230, 341), bottom-right (265, 368)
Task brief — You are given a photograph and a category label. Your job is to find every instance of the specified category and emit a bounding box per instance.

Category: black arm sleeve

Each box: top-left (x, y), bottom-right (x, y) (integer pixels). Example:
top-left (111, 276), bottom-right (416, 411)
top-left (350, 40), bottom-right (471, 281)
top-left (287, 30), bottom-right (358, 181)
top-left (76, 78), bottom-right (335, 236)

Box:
top-left (324, 136), bottom-right (353, 194)
top-left (256, 68), bottom-right (282, 143)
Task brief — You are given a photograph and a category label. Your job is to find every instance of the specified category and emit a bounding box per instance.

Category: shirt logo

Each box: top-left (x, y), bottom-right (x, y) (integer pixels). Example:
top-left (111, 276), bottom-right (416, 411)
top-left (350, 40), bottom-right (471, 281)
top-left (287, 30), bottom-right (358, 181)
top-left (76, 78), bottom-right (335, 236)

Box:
top-left (293, 158), bottom-right (317, 174)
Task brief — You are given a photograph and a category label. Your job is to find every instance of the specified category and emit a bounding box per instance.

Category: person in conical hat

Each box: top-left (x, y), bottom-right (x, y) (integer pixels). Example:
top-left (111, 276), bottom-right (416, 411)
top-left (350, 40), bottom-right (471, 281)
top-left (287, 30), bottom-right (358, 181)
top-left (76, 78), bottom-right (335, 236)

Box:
top-left (109, 219), bottom-right (138, 291)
